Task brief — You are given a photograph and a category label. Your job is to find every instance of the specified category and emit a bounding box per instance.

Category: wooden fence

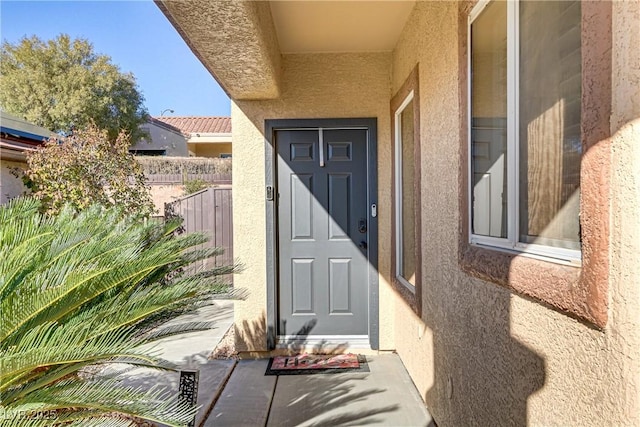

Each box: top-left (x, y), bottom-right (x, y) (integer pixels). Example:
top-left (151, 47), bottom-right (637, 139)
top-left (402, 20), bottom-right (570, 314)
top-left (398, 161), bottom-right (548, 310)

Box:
top-left (165, 186), bottom-right (234, 278)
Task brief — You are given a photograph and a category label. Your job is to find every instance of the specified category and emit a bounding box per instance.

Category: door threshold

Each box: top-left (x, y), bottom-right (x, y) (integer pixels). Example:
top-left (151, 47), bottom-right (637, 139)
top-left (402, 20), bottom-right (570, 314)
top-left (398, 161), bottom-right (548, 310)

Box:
top-left (276, 335), bottom-right (370, 350)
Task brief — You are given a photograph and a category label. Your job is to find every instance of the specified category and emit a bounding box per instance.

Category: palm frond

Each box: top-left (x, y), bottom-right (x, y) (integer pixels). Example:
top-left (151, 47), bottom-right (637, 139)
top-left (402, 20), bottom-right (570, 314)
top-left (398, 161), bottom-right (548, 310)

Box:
top-left (0, 198), bottom-right (240, 425)
top-left (143, 321), bottom-right (216, 342)
top-left (6, 378), bottom-right (196, 426)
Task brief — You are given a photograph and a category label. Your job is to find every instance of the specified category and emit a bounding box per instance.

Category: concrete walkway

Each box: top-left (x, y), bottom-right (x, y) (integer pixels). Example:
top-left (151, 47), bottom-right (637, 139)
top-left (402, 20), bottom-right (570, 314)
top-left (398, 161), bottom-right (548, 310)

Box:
top-left (117, 300), bottom-right (237, 426)
top-left (205, 355), bottom-right (434, 427)
top-left (121, 300), bottom-right (434, 426)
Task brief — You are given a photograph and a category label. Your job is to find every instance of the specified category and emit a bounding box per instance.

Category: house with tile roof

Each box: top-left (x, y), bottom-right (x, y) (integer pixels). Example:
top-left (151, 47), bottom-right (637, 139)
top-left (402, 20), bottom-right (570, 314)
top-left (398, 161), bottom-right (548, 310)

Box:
top-left (129, 117), bottom-right (189, 156)
top-left (0, 111), bottom-right (54, 204)
top-left (155, 116), bottom-right (232, 158)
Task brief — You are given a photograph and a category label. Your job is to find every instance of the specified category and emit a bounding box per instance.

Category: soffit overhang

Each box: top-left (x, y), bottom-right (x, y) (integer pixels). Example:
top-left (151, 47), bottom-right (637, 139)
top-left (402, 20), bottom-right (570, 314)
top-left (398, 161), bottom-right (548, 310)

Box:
top-left (270, 1), bottom-right (416, 54)
top-left (156, 1), bottom-right (416, 100)
top-left (155, 0), bottom-right (282, 100)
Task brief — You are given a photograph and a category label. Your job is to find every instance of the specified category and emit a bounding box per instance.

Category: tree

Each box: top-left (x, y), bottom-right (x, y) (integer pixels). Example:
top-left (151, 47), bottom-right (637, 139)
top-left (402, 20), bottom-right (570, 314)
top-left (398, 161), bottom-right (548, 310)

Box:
top-left (0, 34), bottom-right (148, 141)
top-left (0, 198), bottom-right (236, 426)
top-left (23, 123), bottom-right (156, 218)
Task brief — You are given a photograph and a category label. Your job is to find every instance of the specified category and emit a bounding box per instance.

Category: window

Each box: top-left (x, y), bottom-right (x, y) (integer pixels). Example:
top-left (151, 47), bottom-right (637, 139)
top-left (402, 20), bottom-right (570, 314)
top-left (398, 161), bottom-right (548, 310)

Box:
top-left (391, 66), bottom-right (421, 315)
top-left (395, 92), bottom-right (416, 287)
top-left (461, 1), bottom-right (611, 327)
top-left (469, 0), bottom-right (582, 263)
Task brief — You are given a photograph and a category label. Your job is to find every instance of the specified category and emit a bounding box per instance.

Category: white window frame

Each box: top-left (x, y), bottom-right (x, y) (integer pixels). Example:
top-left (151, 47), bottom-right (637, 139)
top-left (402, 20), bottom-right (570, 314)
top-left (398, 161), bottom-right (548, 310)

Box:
top-left (394, 90), bottom-right (415, 287)
top-left (468, 0), bottom-right (582, 266)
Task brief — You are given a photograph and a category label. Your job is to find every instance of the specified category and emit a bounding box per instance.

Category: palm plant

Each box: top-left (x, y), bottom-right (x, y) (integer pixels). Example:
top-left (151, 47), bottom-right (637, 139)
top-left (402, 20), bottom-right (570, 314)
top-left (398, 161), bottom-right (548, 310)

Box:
top-left (0, 198), bottom-right (236, 426)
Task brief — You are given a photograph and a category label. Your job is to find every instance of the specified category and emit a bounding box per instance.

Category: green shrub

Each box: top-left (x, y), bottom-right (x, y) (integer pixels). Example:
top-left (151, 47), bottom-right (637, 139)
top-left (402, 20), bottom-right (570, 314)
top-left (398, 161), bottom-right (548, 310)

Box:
top-left (24, 124), bottom-right (155, 217)
top-left (183, 179), bottom-right (209, 195)
top-left (0, 198), bottom-right (237, 426)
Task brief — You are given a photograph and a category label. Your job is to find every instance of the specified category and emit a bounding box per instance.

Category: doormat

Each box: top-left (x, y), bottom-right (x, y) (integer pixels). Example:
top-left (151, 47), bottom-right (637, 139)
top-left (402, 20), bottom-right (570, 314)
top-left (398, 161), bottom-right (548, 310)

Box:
top-left (265, 353), bottom-right (369, 375)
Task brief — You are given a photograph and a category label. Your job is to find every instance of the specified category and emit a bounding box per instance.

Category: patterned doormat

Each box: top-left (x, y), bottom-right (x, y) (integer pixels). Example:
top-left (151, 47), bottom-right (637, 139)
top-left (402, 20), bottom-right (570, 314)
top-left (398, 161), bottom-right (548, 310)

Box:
top-left (265, 353), bottom-right (369, 375)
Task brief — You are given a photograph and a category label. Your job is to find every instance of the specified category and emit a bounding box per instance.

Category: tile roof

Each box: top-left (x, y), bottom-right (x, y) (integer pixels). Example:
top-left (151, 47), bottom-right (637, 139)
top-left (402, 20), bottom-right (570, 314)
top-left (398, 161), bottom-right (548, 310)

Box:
top-left (153, 116), bottom-right (231, 134)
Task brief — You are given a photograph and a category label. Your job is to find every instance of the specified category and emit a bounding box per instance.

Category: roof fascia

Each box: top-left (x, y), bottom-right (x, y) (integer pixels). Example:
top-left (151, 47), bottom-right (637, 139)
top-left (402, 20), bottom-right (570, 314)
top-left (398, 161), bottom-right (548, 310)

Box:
top-left (155, 0), bottom-right (281, 100)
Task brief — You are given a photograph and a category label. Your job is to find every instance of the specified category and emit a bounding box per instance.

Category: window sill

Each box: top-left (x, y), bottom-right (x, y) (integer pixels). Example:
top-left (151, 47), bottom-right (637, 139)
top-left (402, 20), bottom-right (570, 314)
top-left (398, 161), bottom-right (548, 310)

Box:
top-left (459, 243), bottom-right (604, 329)
top-left (470, 241), bottom-right (582, 268)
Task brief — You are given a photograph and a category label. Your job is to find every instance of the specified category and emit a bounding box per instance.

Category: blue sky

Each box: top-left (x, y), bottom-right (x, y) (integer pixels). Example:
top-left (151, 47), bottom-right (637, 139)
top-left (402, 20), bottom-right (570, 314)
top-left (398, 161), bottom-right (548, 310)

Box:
top-left (0, 0), bottom-right (231, 117)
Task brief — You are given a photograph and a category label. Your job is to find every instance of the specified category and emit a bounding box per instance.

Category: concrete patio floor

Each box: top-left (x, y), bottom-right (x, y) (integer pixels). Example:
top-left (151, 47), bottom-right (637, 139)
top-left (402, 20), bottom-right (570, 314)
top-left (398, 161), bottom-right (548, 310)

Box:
top-left (123, 300), bottom-right (434, 426)
top-left (204, 354), bottom-right (434, 427)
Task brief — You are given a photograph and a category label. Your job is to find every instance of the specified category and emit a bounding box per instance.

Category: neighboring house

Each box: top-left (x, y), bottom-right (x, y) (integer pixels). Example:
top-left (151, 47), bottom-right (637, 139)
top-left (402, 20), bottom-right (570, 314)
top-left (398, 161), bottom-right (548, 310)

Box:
top-left (157, 1), bottom-right (639, 425)
top-left (132, 117), bottom-right (232, 216)
top-left (129, 117), bottom-right (189, 156)
top-left (0, 111), bottom-right (52, 204)
top-left (154, 116), bottom-right (232, 158)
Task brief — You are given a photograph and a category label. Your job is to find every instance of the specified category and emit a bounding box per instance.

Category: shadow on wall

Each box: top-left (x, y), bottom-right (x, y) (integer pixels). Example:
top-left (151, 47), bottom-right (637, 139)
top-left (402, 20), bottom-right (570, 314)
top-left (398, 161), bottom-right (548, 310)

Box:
top-left (419, 276), bottom-right (546, 425)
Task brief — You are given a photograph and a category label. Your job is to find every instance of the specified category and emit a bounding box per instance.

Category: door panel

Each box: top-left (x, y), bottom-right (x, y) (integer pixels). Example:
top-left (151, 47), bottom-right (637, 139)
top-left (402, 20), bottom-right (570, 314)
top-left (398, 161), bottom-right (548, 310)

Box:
top-left (328, 173), bottom-right (351, 239)
top-left (329, 258), bottom-right (352, 313)
top-left (291, 259), bottom-right (314, 314)
top-left (291, 174), bottom-right (314, 240)
top-left (277, 128), bottom-right (369, 337)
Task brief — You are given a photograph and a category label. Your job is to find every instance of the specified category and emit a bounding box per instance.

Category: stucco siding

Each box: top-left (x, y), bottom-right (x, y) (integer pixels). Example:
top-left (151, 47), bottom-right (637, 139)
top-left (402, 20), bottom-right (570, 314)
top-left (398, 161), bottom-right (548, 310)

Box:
top-left (148, 184), bottom-right (186, 217)
top-left (227, 1), bottom-right (638, 424)
top-left (191, 143), bottom-right (232, 158)
top-left (389, 2), bottom-right (639, 425)
top-left (611, 0), bottom-right (640, 132)
top-left (391, 1), bottom-right (461, 410)
top-left (608, 118), bottom-right (640, 423)
top-left (232, 52), bottom-right (397, 352)
top-left (0, 160), bottom-right (28, 204)
top-left (130, 121), bottom-right (188, 156)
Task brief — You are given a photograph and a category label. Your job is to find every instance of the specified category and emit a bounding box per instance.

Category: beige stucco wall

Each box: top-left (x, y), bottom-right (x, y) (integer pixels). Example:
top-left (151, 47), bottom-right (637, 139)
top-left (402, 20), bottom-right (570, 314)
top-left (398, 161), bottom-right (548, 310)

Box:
top-left (611, 0), bottom-right (640, 132)
top-left (228, 1), bottom-right (638, 424)
top-left (232, 52), bottom-right (398, 352)
top-left (190, 143), bottom-right (232, 158)
top-left (389, 2), bottom-right (639, 425)
top-left (0, 160), bottom-right (28, 205)
top-left (148, 184), bottom-right (186, 217)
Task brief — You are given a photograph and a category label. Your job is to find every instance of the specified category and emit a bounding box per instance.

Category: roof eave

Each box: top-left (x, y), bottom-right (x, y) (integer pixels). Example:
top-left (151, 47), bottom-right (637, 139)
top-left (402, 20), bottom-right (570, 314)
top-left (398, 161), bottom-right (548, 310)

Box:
top-left (155, 0), bottom-right (281, 100)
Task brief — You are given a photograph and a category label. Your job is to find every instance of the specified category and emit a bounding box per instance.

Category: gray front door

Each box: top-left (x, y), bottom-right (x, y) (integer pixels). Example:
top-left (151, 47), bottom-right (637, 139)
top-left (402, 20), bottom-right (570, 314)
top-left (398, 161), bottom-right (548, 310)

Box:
top-left (276, 128), bottom-right (369, 338)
